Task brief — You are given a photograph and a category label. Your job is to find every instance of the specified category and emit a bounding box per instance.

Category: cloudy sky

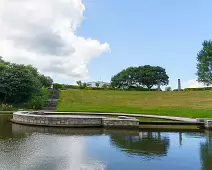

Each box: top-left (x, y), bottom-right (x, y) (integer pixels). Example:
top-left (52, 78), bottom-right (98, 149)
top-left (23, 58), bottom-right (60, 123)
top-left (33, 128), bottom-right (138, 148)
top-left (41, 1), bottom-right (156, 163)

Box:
top-left (0, 0), bottom-right (212, 88)
top-left (0, 0), bottom-right (110, 82)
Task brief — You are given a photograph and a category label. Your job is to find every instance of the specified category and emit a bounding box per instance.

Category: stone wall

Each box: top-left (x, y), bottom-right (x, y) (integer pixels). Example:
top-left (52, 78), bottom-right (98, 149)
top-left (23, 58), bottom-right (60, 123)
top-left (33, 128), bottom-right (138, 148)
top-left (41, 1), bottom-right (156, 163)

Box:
top-left (103, 118), bottom-right (139, 128)
top-left (12, 112), bottom-right (139, 128)
top-left (13, 114), bottom-right (102, 127)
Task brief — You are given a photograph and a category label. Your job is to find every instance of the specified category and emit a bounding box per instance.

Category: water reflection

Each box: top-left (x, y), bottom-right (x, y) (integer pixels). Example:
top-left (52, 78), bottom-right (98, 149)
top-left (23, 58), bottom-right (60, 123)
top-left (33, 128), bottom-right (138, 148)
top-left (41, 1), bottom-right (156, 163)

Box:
top-left (11, 123), bottom-right (140, 136)
top-left (0, 115), bottom-right (212, 170)
top-left (1, 126), bottom-right (107, 170)
top-left (0, 115), bottom-right (13, 138)
top-left (110, 132), bottom-right (170, 158)
top-left (200, 131), bottom-right (212, 170)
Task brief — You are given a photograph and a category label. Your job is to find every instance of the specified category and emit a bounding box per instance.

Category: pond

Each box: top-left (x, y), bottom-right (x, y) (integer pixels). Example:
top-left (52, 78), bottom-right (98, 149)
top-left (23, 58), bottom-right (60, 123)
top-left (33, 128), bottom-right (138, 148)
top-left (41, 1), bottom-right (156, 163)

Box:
top-left (0, 115), bottom-right (212, 170)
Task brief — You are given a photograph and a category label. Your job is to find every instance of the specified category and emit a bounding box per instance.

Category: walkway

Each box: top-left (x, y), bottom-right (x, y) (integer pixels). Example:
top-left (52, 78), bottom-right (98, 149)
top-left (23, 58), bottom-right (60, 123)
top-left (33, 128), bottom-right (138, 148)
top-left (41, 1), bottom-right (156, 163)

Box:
top-left (44, 111), bottom-right (197, 122)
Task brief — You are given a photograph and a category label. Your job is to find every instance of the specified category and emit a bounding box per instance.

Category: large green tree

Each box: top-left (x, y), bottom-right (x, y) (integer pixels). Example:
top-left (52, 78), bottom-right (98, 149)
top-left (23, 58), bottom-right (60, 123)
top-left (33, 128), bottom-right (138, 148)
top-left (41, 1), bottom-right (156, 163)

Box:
top-left (111, 65), bottom-right (169, 89)
top-left (26, 65), bottom-right (53, 88)
top-left (39, 74), bottom-right (53, 88)
top-left (111, 67), bottom-right (138, 89)
top-left (197, 40), bottom-right (212, 85)
top-left (137, 65), bottom-right (169, 89)
top-left (0, 63), bottom-right (40, 103)
top-left (0, 57), bottom-right (52, 107)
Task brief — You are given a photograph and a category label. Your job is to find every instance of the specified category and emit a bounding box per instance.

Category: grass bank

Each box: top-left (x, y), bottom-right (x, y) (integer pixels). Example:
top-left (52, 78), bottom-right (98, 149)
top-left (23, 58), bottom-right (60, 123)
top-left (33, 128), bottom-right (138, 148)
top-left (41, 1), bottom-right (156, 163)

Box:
top-left (57, 90), bottom-right (212, 118)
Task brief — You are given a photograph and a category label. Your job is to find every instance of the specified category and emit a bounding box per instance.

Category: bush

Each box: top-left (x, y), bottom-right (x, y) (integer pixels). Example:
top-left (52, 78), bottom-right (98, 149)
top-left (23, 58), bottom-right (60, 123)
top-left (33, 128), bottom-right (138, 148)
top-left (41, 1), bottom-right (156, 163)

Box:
top-left (27, 88), bottom-right (49, 110)
top-left (0, 103), bottom-right (14, 111)
top-left (128, 86), bottom-right (158, 91)
top-left (173, 89), bottom-right (183, 91)
top-left (184, 87), bottom-right (212, 91)
top-left (53, 83), bottom-right (63, 90)
top-left (57, 84), bottom-right (161, 92)
top-left (165, 87), bottom-right (172, 91)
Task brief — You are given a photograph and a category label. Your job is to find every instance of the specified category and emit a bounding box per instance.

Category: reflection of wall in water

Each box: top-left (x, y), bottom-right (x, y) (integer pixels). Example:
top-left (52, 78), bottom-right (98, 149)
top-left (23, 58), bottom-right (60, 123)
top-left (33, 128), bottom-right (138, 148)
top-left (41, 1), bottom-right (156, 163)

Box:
top-left (12, 123), bottom-right (139, 136)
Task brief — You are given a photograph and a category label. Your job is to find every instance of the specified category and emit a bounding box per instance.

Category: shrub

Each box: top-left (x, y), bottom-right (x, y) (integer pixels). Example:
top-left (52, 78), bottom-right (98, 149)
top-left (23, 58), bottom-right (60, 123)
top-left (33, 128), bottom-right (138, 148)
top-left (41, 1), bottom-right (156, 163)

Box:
top-left (165, 87), bottom-right (172, 91)
top-left (27, 88), bottom-right (49, 110)
top-left (53, 83), bottom-right (63, 90)
top-left (0, 103), bottom-right (14, 111)
top-left (184, 87), bottom-right (212, 91)
top-left (128, 86), bottom-right (158, 91)
top-left (173, 89), bottom-right (183, 91)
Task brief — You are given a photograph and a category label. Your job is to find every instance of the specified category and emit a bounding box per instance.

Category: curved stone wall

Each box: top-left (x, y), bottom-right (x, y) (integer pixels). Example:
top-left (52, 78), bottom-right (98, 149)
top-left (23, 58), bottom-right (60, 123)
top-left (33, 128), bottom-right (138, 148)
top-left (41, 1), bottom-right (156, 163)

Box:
top-left (12, 112), bottom-right (139, 128)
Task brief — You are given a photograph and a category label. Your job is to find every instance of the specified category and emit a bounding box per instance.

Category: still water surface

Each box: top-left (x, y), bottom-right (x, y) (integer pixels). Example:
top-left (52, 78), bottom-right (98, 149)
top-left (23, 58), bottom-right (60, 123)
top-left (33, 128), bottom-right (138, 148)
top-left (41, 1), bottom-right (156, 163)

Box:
top-left (0, 115), bottom-right (212, 170)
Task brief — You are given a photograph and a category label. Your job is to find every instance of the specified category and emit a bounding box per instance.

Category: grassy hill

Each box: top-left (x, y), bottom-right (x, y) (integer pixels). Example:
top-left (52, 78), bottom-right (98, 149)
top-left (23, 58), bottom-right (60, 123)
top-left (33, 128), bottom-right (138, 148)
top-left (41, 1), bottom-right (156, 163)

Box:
top-left (57, 90), bottom-right (212, 118)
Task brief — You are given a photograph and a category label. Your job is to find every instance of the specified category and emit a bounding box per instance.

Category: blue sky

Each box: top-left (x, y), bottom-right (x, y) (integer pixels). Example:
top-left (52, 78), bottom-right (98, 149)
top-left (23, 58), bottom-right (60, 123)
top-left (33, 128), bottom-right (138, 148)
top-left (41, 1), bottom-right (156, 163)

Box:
top-left (77, 0), bottom-right (212, 89)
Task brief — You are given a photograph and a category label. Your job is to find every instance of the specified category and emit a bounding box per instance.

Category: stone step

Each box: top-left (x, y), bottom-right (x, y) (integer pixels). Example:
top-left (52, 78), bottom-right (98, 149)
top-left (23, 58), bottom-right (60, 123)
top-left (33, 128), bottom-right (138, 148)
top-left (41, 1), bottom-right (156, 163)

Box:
top-left (48, 103), bottom-right (58, 106)
top-left (47, 103), bottom-right (57, 106)
top-left (47, 102), bottom-right (58, 104)
top-left (48, 105), bottom-right (57, 107)
top-left (48, 99), bottom-right (58, 101)
top-left (48, 102), bottom-right (58, 104)
top-left (42, 107), bottom-right (56, 110)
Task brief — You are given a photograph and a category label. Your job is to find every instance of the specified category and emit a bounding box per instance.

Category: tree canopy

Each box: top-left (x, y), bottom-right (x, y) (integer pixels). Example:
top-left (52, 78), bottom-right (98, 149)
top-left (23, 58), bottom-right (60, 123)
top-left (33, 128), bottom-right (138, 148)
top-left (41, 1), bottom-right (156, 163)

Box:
top-left (0, 57), bottom-right (53, 106)
top-left (197, 40), bottom-right (212, 86)
top-left (111, 65), bottom-right (169, 89)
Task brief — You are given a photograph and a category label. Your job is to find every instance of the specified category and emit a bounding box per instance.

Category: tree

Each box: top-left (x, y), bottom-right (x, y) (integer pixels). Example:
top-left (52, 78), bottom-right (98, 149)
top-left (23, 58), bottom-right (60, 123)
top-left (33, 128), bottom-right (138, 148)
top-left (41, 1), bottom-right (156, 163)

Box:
top-left (25, 65), bottom-right (53, 88)
top-left (82, 82), bottom-right (87, 88)
top-left (0, 63), bottom-right (41, 103)
top-left (137, 65), bottom-right (169, 89)
top-left (0, 58), bottom-right (53, 108)
top-left (39, 75), bottom-right (53, 88)
top-left (111, 66), bottom-right (169, 89)
top-left (111, 67), bottom-right (138, 89)
top-left (197, 40), bottom-right (212, 86)
top-left (165, 87), bottom-right (172, 91)
top-left (95, 82), bottom-right (100, 88)
top-left (76, 80), bottom-right (82, 87)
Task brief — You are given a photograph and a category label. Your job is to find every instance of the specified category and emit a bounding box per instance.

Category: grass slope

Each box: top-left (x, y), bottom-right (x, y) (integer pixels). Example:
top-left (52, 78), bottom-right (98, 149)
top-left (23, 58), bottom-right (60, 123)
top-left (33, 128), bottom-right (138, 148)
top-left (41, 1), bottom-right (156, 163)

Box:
top-left (57, 90), bottom-right (212, 118)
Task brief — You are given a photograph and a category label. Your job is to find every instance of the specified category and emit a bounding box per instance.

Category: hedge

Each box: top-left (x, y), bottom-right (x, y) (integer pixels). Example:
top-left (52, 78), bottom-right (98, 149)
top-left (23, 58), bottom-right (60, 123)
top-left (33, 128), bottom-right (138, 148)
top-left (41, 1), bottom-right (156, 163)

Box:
top-left (184, 87), bottom-right (212, 91)
top-left (173, 89), bottom-right (184, 91)
top-left (54, 83), bottom-right (159, 91)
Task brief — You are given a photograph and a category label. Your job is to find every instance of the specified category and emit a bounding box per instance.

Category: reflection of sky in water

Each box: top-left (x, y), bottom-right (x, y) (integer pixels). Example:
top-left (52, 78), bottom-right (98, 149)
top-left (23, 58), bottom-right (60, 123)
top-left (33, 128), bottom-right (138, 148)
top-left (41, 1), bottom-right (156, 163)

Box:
top-left (0, 134), bottom-right (106, 170)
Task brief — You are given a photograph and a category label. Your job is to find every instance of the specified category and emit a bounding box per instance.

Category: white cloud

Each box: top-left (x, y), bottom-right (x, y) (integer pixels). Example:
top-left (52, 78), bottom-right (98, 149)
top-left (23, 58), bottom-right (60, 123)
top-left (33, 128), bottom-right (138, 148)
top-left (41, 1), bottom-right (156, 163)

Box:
top-left (0, 0), bottom-right (110, 82)
top-left (185, 80), bottom-right (205, 88)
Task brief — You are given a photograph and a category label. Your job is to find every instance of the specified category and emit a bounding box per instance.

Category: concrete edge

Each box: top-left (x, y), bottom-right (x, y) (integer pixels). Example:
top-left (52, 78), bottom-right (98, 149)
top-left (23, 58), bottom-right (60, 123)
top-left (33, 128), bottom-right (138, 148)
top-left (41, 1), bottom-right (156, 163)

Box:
top-left (44, 111), bottom-right (197, 122)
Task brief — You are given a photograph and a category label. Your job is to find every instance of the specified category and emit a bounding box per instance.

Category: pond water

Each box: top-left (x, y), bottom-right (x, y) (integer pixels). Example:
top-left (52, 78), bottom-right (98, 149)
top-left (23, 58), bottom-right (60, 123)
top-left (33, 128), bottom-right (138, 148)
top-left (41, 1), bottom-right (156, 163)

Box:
top-left (0, 115), bottom-right (212, 170)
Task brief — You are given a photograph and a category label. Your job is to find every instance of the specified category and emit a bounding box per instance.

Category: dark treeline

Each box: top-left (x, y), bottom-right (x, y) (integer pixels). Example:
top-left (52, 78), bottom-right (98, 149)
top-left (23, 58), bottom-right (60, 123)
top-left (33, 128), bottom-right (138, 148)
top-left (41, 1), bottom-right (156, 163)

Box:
top-left (0, 57), bottom-right (53, 110)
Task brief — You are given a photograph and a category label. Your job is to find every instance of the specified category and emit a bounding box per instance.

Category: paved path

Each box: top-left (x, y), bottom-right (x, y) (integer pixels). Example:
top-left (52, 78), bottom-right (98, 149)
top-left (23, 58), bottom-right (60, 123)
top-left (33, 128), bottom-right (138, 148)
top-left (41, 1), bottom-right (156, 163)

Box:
top-left (44, 111), bottom-right (197, 122)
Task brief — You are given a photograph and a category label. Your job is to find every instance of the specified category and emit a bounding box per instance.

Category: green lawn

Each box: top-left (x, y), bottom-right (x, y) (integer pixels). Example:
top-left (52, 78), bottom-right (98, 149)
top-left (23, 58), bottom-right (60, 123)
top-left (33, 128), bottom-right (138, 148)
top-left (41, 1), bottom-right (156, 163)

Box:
top-left (57, 90), bottom-right (212, 118)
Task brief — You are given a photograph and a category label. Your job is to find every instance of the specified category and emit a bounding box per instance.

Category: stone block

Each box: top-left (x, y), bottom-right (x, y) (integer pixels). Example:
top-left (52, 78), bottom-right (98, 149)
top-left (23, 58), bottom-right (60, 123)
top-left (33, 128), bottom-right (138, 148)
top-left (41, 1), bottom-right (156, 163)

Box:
top-left (205, 120), bottom-right (212, 129)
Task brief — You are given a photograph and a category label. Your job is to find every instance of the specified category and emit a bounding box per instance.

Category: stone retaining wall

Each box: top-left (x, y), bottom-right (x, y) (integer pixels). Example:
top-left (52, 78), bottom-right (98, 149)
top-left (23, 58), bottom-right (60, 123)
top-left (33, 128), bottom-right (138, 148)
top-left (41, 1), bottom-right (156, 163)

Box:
top-left (13, 114), bottom-right (102, 127)
top-left (12, 112), bottom-right (139, 128)
top-left (103, 118), bottom-right (139, 128)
